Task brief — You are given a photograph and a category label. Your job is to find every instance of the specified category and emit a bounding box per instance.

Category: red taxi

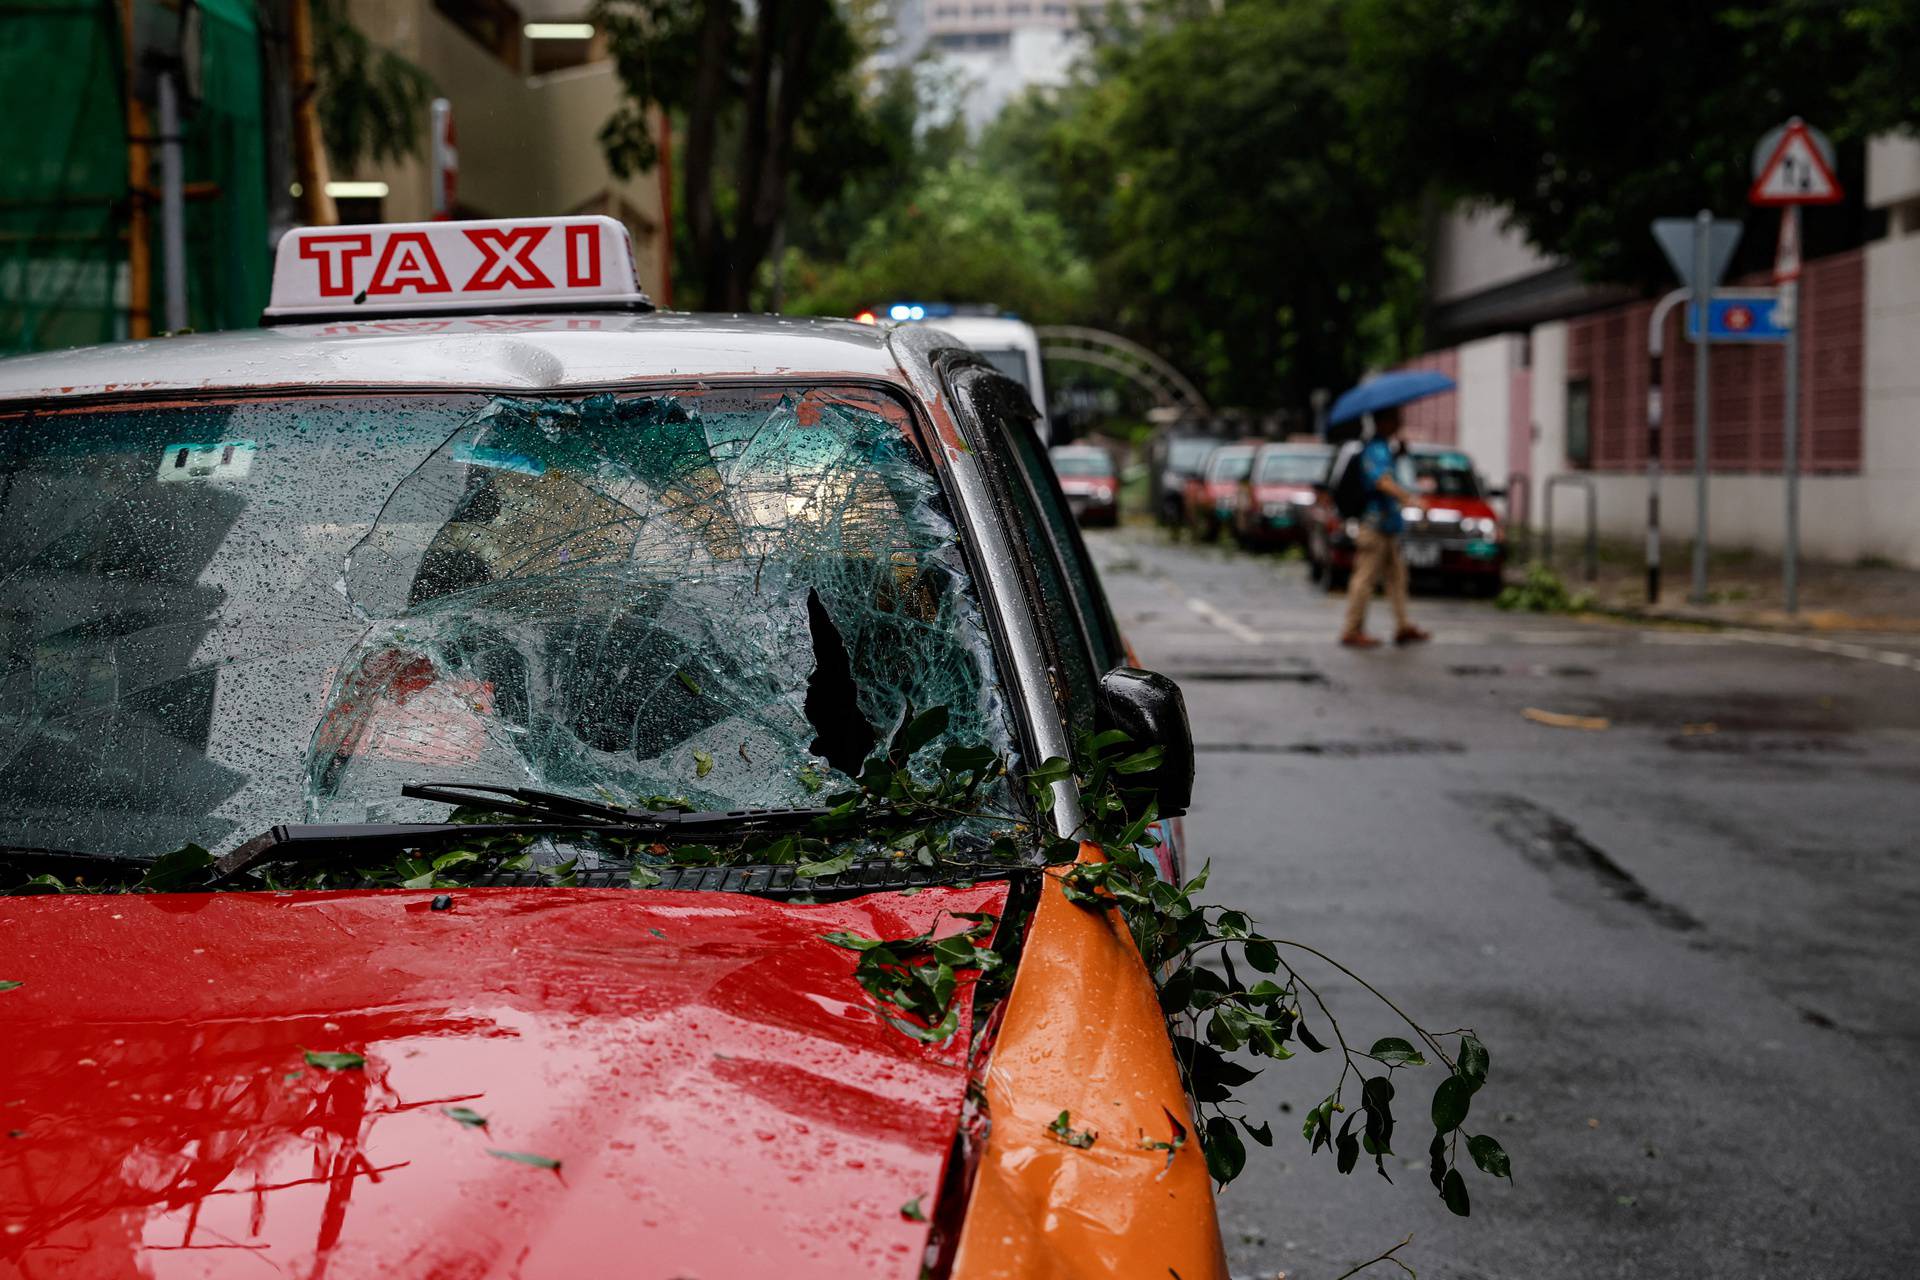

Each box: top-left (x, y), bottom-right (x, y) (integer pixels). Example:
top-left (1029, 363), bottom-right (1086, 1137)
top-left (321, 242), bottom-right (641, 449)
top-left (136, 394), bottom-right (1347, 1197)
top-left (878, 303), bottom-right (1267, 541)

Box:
top-left (1179, 441), bottom-right (1257, 541)
top-left (1307, 443), bottom-right (1506, 595)
top-left (1048, 443), bottom-right (1120, 526)
top-left (0, 219), bottom-right (1224, 1278)
top-left (1231, 442), bottom-right (1331, 551)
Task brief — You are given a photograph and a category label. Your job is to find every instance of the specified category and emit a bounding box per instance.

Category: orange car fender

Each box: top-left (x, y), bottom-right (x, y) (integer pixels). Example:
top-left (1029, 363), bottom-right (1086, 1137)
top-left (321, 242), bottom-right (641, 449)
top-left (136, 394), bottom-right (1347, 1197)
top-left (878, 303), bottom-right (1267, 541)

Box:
top-left (950, 849), bottom-right (1229, 1280)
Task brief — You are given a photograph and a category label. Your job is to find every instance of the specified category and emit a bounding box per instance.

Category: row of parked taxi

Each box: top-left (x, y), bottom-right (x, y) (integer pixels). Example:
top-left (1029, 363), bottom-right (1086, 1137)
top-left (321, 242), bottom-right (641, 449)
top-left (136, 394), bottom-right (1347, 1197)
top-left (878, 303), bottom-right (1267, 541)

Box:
top-left (1051, 430), bottom-right (1509, 597)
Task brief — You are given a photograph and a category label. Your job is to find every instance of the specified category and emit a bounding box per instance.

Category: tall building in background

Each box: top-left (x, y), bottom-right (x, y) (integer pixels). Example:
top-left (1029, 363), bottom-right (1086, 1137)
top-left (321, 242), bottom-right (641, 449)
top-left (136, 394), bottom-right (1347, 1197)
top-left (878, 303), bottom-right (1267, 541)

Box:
top-left (887, 0), bottom-right (1109, 132)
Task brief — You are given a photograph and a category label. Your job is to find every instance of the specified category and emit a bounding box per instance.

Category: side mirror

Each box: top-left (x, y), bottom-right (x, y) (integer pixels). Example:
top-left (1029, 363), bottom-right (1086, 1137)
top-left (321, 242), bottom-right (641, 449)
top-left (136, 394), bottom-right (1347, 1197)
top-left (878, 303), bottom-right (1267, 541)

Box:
top-left (1096, 667), bottom-right (1195, 819)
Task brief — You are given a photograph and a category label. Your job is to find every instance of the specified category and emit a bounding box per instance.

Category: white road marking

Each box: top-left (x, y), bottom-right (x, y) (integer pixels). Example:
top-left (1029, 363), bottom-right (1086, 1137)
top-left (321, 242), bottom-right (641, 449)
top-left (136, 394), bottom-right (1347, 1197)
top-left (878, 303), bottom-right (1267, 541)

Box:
top-left (1727, 628), bottom-right (1920, 671)
top-left (1184, 596), bottom-right (1264, 644)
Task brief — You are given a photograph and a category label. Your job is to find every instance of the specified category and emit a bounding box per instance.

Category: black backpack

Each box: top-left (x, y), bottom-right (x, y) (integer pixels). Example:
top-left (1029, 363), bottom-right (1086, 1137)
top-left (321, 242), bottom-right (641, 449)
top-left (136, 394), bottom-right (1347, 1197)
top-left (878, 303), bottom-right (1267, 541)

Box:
top-left (1330, 441), bottom-right (1370, 519)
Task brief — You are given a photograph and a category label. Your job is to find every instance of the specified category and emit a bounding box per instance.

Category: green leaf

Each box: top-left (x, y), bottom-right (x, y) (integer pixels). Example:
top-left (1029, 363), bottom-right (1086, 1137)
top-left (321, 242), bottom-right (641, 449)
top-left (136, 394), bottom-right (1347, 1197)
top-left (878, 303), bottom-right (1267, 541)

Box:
top-left (1442, 1166), bottom-right (1471, 1217)
top-left (1242, 937), bottom-right (1280, 973)
top-left (629, 863), bottom-right (662, 888)
top-left (486, 1148), bottom-right (561, 1170)
top-left (303, 1050), bottom-right (365, 1071)
top-left (1467, 1132), bottom-right (1512, 1181)
top-left (1027, 756), bottom-right (1073, 786)
top-left (900, 1196), bottom-right (927, 1222)
top-left (1335, 1113), bottom-right (1360, 1175)
top-left (1111, 746), bottom-right (1166, 775)
top-left (1432, 1074), bottom-right (1472, 1134)
top-left (137, 843), bottom-right (214, 891)
top-left (0, 981), bottom-right (21, 993)
top-left (1369, 1036), bottom-right (1427, 1067)
top-left (795, 852), bottom-right (856, 878)
top-left (821, 930), bottom-right (887, 952)
top-left (1046, 1109), bottom-right (1098, 1149)
top-left (442, 1106), bottom-right (488, 1128)
top-left (798, 763), bottom-right (824, 793)
top-left (1240, 1116), bottom-right (1273, 1147)
top-left (1459, 1033), bottom-right (1490, 1091)
top-left (692, 749), bottom-right (714, 778)
top-left (1428, 1133), bottom-right (1448, 1191)
top-left (1203, 1114), bottom-right (1246, 1185)
top-left (1295, 1016), bottom-right (1329, 1053)
top-left (894, 705), bottom-right (950, 756)
top-left (676, 670), bottom-right (702, 695)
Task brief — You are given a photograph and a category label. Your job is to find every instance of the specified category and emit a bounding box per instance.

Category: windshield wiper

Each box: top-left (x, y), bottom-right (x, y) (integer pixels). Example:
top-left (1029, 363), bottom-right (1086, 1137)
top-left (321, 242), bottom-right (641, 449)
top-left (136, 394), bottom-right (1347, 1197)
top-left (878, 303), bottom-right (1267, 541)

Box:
top-left (216, 785), bottom-right (837, 880)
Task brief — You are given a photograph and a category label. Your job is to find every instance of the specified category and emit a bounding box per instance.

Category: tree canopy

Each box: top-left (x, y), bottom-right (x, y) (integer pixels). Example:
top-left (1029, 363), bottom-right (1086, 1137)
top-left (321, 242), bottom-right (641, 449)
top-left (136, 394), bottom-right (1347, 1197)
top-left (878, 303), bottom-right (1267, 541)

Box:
top-left (1343, 0), bottom-right (1897, 284)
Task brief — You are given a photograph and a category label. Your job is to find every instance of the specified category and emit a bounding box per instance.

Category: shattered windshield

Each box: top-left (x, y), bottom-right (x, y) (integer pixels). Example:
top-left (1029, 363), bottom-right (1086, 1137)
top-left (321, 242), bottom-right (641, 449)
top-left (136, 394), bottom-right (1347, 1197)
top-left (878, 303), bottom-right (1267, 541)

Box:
top-left (1410, 451), bottom-right (1484, 499)
top-left (1207, 449), bottom-right (1255, 482)
top-left (1259, 450), bottom-right (1330, 484)
top-left (0, 386), bottom-right (1016, 859)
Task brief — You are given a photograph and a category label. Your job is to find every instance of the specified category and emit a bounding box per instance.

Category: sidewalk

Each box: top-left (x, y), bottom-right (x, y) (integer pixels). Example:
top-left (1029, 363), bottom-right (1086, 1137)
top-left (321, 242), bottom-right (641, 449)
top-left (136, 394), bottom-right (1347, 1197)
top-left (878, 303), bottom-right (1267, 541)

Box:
top-left (1524, 538), bottom-right (1920, 634)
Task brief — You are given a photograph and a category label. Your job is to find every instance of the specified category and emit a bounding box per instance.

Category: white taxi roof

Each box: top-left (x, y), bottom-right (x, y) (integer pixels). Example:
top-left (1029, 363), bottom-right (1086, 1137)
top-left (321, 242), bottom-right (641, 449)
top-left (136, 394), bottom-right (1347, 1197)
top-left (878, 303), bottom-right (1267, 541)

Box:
top-left (0, 312), bottom-right (909, 404)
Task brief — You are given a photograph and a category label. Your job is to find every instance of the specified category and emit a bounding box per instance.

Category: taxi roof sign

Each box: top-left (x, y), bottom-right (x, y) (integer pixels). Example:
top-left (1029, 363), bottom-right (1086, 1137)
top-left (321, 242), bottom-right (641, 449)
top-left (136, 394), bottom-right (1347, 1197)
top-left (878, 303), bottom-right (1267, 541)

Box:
top-left (265, 215), bottom-right (652, 321)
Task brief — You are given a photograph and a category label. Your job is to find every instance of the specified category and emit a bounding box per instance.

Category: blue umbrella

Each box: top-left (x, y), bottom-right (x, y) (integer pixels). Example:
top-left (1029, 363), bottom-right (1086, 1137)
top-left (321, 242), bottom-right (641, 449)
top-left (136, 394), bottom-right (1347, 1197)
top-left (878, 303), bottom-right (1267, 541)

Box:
top-left (1327, 370), bottom-right (1456, 427)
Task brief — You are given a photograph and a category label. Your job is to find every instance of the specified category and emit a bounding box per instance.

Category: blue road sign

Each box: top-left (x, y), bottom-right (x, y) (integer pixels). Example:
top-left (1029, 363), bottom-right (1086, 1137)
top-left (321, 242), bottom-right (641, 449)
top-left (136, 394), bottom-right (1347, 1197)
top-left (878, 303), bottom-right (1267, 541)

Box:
top-left (1686, 291), bottom-right (1791, 344)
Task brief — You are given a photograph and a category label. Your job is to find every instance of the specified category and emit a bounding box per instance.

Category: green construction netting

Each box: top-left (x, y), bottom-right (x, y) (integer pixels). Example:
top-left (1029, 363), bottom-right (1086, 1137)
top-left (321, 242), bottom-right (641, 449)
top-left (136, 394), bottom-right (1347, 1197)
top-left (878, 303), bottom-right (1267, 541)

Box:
top-left (0, 0), bottom-right (269, 355)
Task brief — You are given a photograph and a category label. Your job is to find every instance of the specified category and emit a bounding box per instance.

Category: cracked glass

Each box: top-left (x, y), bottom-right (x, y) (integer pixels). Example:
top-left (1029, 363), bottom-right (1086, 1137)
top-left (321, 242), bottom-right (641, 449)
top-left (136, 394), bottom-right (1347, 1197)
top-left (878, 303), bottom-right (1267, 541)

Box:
top-left (0, 386), bottom-right (1016, 858)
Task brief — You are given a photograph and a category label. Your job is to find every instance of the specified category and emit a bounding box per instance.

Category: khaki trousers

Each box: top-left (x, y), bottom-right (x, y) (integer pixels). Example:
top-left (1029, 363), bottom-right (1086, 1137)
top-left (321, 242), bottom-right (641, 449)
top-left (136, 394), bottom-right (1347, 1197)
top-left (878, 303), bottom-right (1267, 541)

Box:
top-left (1342, 526), bottom-right (1412, 636)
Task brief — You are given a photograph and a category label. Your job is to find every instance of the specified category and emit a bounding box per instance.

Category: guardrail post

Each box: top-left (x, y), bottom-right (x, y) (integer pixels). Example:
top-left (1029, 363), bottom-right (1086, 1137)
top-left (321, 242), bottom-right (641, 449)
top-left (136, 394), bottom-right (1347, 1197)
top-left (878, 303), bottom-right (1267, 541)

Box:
top-left (1543, 474), bottom-right (1599, 582)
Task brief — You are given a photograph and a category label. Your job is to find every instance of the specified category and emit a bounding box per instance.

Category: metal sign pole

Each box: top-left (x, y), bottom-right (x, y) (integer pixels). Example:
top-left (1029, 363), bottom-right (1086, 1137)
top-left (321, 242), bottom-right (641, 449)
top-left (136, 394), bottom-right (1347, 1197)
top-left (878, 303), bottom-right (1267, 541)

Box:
top-left (156, 68), bottom-right (188, 334)
top-left (1691, 210), bottom-right (1712, 603)
top-left (1782, 209), bottom-right (1802, 614)
top-left (1645, 289), bottom-right (1690, 605)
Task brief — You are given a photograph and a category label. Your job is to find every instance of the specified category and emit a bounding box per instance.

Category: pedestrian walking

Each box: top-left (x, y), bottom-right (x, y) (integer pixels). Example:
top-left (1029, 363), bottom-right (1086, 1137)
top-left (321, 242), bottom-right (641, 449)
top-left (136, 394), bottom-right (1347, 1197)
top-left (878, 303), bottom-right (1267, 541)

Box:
top-left (1339, 407), bottom-right (1431, 648)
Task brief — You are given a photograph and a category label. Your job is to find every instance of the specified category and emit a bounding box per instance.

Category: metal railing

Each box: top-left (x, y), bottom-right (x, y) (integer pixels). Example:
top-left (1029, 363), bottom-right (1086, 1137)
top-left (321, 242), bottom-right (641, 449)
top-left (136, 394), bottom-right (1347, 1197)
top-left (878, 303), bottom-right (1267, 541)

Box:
top-left (1542, 473), bottom-right (1598, 582)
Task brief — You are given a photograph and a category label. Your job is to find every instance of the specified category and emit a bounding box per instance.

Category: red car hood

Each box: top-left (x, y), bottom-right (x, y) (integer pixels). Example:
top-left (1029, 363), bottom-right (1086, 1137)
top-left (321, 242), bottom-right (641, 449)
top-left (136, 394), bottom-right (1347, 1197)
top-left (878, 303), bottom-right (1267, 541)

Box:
top-left (0, 883), bottom-right (1007, 1279)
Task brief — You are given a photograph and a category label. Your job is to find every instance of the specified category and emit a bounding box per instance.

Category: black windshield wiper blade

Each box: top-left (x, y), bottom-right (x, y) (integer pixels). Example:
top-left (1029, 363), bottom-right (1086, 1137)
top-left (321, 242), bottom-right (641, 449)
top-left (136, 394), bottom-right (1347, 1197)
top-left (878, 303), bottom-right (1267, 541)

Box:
top-left (399, 780), bottom-right (657, 825)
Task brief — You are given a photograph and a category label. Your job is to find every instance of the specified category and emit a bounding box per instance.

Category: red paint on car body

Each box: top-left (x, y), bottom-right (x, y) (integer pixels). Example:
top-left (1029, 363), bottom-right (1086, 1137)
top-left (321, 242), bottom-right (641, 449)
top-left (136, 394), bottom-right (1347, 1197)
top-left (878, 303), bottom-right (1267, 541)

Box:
top-left (0, 883), bottom-right (1006, 1279)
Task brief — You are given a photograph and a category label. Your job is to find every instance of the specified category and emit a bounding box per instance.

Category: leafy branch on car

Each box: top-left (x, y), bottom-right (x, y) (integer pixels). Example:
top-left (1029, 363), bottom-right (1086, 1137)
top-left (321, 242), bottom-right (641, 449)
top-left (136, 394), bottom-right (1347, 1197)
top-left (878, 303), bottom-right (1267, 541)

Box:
top-left (1048, 730), bottom-right (1512, 1212)
top-left (2, 704), bottom-right (1508, 1216)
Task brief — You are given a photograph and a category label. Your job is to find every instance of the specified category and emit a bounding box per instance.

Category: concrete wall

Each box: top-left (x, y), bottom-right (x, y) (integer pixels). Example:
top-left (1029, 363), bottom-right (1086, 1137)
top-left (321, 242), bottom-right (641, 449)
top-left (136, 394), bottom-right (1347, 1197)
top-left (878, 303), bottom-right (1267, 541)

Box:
top-left (1861, 230), bottom-right (1920, 565)
top-left (340, 1), bottom-right (668, 298)
top-left (1429, 205), bottom-right (1560, 306)
top-left (1455, 334), bottom-right (1518, 474)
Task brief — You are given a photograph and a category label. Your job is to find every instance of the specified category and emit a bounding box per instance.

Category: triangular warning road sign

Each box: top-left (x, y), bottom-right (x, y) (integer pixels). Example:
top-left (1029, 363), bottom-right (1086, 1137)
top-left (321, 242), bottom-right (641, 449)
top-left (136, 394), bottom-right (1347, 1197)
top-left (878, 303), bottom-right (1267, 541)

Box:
top-left (1750, 122), bottom-right (1843, 206)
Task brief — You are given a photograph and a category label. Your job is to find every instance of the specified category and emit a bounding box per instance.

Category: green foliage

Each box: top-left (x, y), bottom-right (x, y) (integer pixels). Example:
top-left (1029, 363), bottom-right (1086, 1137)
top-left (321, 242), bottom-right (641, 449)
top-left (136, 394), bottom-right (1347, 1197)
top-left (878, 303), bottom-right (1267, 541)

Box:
top-left (486, 1148), bottom-right (562, 1170)
top-left (823, 911), bottom-right (1002, 1044)
top-left (782, 157), bottom-right (1094, 322)
top-left (987, 0), bottom-right (1421, 410)
top-left (1046, 1109), bottom-right (1099, 1149)
top-left (311, 0), bottom-right (437, 174)
top-left (1496, 563), bottom-right (1595, 614)
top-left (303, 1050), bottom-right (365, 1071)
top-left (593, 0), bottom-right (888, 308)
top-left (1053, 730), bottom-right (1510, 1213)
top-left (1345, 0), bottom-right (1887, 285)
top-left (4, 708), bottom-right (1507, 1225)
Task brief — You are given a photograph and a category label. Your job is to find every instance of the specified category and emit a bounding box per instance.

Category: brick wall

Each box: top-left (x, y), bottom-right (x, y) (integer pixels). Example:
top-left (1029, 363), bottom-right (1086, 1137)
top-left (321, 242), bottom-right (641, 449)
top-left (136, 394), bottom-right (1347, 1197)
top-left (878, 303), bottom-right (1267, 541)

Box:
top-left (1566, 248), bottom-right (1864, 474)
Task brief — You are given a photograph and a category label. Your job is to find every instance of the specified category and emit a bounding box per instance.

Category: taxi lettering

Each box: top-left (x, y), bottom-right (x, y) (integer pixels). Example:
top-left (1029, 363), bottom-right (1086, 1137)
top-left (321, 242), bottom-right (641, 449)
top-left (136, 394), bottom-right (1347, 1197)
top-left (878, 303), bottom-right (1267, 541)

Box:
top-left (265, 215), bottom-right (647, 319)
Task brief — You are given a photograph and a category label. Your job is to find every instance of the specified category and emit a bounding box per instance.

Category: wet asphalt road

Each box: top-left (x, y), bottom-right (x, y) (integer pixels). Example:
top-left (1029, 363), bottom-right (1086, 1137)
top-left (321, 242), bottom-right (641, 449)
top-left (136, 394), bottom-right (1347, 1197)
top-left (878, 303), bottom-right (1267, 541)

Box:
top-left (1082, 526), bottom-right (1920, 1280)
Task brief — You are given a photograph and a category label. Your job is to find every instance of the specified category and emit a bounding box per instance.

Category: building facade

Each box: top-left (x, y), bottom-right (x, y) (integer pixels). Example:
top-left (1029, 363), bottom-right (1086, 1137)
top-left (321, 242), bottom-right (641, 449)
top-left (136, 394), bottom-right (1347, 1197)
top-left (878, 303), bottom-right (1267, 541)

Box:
top-left (1397, 140), bottom-right (1920, 570)
top-left (332, 0), bottom-right (670, 301)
